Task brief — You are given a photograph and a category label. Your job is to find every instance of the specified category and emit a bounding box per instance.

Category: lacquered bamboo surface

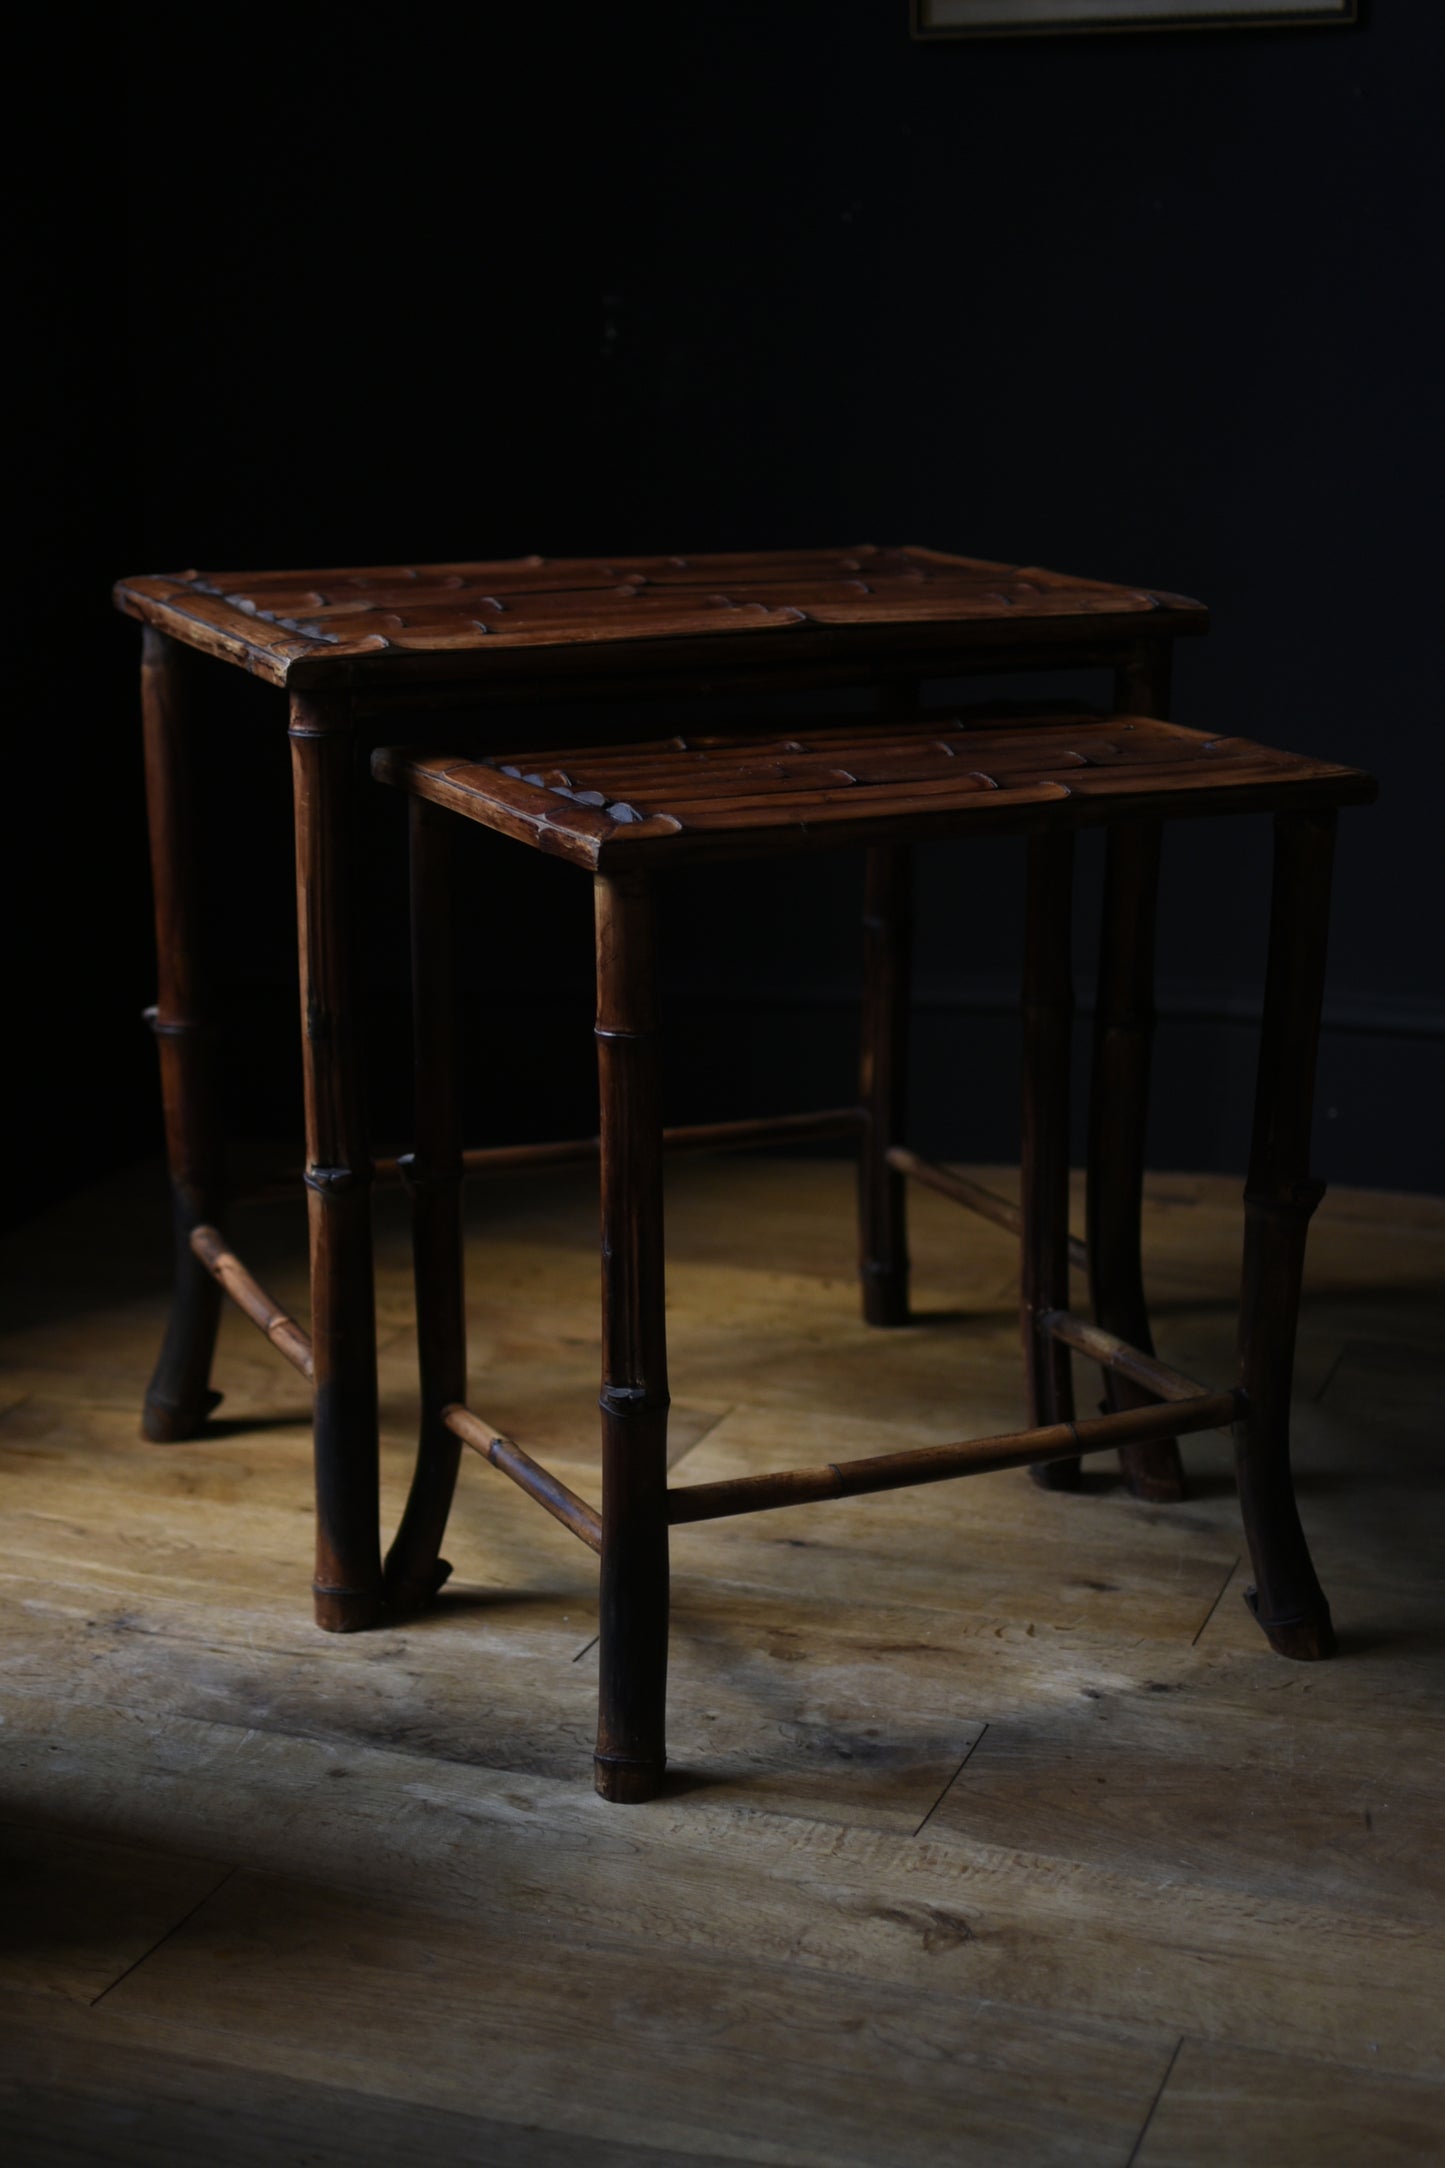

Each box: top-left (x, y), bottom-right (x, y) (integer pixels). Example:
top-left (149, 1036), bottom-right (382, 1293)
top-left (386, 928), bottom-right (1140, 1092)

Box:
top-left (114, 546), bottom-right (1208, 689)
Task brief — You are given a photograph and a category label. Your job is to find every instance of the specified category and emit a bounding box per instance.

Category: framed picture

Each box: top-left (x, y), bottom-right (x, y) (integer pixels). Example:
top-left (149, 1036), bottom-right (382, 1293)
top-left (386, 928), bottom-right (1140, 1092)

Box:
top-left (914, 0), bottom-right (1356, 35)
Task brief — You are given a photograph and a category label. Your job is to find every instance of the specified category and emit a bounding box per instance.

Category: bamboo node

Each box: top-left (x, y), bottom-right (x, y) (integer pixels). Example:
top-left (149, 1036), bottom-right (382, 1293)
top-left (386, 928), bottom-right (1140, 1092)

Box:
top-left (304, 1163), bottom-right (368, 1195)
top-left (287, 714), bottom-right (353, 741)
top-left (143, 1006), bottom-right (212, 1040)
top-left (599, 1385), bottom-right (672, 1419)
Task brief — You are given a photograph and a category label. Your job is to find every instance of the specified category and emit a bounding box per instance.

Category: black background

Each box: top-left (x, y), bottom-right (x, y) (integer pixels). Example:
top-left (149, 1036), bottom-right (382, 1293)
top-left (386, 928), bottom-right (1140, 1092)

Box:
top-left (10, 1), bottom-right (1443, 1231)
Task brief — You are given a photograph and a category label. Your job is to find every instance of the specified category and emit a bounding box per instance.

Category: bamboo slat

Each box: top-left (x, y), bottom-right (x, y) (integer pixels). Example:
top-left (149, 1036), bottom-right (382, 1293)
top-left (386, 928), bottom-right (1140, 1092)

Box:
top-left (886, 1146), bottom-right (1089, 1273)
top-left (188, 1225), bottom-right (315, 1381)
top-left (443, 1405), bottom-right (602, 1553)
top-left (115, 548), bottom-right (1207, 689)
top-left (1040, 1309), bottom-right (1212, 1404)
top-left (283, 1107), bottom-right (868, 1197)
top-left (666, 1392), bottom-right (1241, 1525)
top-left (373, 713), bottom-right (1373, 872)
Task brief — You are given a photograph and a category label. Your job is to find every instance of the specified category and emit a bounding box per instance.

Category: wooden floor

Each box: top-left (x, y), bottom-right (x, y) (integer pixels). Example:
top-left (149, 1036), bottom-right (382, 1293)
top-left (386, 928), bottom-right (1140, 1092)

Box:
top-left (1, 1157), bottom-right (1442, 2165)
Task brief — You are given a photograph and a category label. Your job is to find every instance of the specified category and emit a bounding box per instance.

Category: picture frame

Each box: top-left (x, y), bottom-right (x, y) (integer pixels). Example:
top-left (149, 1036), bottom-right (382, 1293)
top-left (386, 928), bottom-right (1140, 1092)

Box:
top-left (913, 0), bottom-right (1356, 37)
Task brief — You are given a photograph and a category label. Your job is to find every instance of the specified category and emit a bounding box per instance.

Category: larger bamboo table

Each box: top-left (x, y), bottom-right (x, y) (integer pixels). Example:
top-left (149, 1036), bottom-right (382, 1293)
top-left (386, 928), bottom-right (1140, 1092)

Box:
top-left (114, 546), bottom-right (1209, 1633)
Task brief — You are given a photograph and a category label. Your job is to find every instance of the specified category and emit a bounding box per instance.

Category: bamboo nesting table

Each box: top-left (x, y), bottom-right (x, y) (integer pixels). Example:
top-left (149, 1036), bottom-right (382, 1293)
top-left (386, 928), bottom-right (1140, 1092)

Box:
top-left (374, 710), bottom-right (1375, 1800)
top-left (115, 545), bottom-right (1209, 1636)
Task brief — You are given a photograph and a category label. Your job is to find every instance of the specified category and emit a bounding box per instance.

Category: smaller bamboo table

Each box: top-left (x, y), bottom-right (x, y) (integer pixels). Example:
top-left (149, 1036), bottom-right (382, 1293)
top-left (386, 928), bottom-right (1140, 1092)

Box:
top-left (366, 706), bottom-right (1376, 1802)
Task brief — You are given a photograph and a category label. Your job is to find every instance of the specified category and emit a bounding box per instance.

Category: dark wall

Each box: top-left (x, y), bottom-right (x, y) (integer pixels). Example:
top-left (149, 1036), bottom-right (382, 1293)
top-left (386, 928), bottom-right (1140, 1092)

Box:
top-left (10, 3), bottom-right (1443, 1232)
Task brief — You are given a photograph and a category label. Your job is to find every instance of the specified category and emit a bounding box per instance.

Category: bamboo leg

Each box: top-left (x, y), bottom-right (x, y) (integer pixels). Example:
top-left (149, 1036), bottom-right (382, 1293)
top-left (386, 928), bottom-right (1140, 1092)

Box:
top-left (593, 871), bottom-right (670, 1803)
top-left (291, 694), bottom-right (383, 1633)
top-left (1086, 820), bottom-right (1184, 1500)
top-left (858, 844), bottom-right (913, 1326)
top-left (1236, 811), bottom-right (1337, 1661)
top-left (1021, 833), bottom-right (1080, 1491)
top-left (384, 798), bottom-right (466, 1619)
top-left (1085, 641), bottom-right (1185, 1501)
top-left (140, 628), bottom-right (225, 1442)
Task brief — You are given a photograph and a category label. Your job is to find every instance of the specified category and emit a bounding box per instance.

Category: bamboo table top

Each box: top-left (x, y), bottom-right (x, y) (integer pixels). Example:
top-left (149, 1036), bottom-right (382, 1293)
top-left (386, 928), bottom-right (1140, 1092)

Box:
top-left (113, 546), bottom-right (1208, 692)
top-left (373, 709), bottom-right (1376, 870)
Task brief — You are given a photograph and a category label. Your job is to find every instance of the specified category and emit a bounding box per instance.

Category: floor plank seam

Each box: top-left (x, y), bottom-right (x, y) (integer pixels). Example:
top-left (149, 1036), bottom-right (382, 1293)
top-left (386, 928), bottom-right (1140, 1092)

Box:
top-left (664, 1404), bottom-right (738, 1475)
top-left (88, 1865), bottom-right (239, 2010)
top-left (1189, 1556), bottom-right (1241, 1647)
top-left (1311, 1342), bottom-right (1351, 1404)
top-left (1154, 2032), bottom-right (1445, 2091)
top-left (0, 1812), bottom-right (232, 1876)
top-left (1124, 2033), bottom-right (1184, 2167)
top-left (911, 1723), bottom-right (989, 1839)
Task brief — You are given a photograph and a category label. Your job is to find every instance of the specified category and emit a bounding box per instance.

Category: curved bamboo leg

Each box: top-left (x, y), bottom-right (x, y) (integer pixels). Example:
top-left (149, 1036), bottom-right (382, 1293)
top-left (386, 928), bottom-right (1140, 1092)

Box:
top-left (291, 694), bottom-right (384, 1633)
top-left (385, 797), bottom-right (465, 1619)
top-left (1236, 812), bottom-right (1336, 1661)
top-left (858, 844), bottom-right (913, 1325)
top-left (1086, 818), bottom-right (1185, 1501)
top-left (1079, 642), bottom-right (1185, 1501)
top-left (140, 627), bottom-right (225, 1442)
top-left (1021, 835), bottom-right (1081, 1491)
top-left (594, 872), bottom-right (670, 1803)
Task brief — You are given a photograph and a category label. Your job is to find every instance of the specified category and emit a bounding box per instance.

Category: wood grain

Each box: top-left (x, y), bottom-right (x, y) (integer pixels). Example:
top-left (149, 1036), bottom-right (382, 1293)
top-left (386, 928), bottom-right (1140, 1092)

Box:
top-left (0, 1157), bottom-right (1439, 2161)
top-left (0, 2001), bottom-right (728, 2167)
top-left (76, 1869), bottom-right (1176, 2166)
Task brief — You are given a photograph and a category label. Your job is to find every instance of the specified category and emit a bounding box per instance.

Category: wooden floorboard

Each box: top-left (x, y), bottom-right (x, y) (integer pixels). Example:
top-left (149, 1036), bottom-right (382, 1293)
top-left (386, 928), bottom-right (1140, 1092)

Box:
top-left (1, 1158), bottom-right (1442, 2163)
top-left (0, 1997), bottom-right (741, 2167)
top-left (1134, 2037), bottom-right (1445, 2168)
